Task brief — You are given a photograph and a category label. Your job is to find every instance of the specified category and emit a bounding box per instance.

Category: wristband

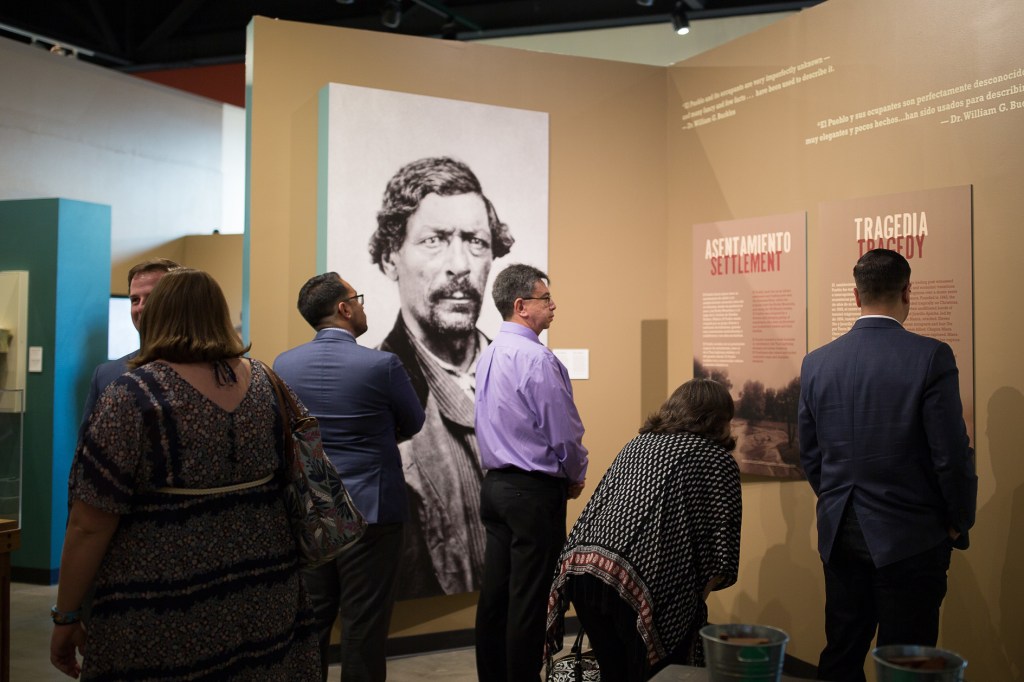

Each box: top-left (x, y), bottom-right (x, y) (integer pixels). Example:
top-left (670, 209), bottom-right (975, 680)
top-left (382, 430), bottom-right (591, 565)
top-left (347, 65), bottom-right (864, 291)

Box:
top-left (51, 605), bottom-right (81, 625)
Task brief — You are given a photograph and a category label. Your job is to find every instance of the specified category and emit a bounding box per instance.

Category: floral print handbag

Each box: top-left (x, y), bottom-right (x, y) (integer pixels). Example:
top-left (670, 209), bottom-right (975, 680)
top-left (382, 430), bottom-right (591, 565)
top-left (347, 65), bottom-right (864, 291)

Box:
top-left (265, 365), bottom-right (367, 567)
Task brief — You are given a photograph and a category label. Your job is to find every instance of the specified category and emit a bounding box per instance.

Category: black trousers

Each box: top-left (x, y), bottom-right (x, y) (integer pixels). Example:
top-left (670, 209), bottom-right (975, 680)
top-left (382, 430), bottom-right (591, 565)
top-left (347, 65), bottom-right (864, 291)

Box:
top-left (568, 574), bottom-right (653, 682)
top-left (302, 523), bottom-right (404, 682)
top-left (817, 513), bottom-right (952, 682)
top-left (568, 574), bottom-right (701, 682)
top-left (475, 469), bottom-right (568, 682)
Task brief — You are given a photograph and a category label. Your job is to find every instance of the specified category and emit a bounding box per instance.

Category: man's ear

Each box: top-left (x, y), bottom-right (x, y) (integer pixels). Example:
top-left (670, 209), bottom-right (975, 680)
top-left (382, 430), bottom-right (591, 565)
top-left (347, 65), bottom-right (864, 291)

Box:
top-left (381, 251), bottom-right (400, 282)
top-left (853, 287), bottom-right (862, 308)
top-left (512, 297), bottom-right (527, 319)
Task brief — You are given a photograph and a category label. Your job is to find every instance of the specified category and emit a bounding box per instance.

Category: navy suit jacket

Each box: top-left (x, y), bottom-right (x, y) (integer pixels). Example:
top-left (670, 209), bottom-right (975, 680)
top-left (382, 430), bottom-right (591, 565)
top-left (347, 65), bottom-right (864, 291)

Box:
top-left (273, 328), bottom-right (425, 525)
top-left (81, 351), bottom-right (136, 428)
top-left (798, 316), bottom-right (977, 567)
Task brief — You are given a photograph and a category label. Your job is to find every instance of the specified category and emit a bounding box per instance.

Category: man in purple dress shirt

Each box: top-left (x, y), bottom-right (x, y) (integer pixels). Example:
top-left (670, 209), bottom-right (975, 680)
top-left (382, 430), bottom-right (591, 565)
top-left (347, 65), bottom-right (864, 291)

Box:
top-left (473, 263), bottom-right (588, 682)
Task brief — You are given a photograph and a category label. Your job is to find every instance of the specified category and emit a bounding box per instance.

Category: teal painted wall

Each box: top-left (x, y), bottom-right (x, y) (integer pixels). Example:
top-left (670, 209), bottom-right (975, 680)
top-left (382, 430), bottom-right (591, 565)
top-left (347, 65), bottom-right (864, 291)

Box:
top-left (0, 198), bottom-right (110, 581)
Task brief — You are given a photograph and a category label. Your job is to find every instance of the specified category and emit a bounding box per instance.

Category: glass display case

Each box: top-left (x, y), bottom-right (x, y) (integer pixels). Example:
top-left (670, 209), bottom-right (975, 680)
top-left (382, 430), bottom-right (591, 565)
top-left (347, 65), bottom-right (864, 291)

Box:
top-left (0, 388), bottom-right (23, 529)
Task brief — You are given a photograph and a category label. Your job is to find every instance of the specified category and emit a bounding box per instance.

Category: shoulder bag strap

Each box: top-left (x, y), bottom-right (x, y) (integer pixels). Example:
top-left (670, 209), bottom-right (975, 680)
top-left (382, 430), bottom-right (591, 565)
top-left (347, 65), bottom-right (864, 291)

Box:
top-left (259, 362), bottom-right (298, 469)
top-left (571, 627), bottom-right (586, 681)
top-left (261, 362), bottom-right (300, 423)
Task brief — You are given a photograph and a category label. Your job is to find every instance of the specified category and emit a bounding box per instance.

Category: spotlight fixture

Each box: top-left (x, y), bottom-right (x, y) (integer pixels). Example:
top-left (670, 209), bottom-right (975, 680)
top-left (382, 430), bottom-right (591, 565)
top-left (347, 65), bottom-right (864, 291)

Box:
top-left (671, 2), bottom-right (690, 35)
top-left (441, 18), bottom-right (458, 40)
top-left (636, 0), bottom-right (654, 6)
top-left (382, 0), bottom-right (402, 29)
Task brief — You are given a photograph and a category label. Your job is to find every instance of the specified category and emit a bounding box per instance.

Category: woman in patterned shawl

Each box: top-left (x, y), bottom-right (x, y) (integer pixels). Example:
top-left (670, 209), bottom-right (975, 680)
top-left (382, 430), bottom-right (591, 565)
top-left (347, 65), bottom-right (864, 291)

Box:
top-left (545, 378), bottom-right (741, 681)
top-left (50, 269), bottom-right (320, 681)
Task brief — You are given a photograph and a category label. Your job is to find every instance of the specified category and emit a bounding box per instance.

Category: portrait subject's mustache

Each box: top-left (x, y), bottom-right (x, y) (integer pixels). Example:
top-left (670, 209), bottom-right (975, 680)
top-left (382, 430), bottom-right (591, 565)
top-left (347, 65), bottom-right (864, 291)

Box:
top-left (430, 280), bottom-right (483, 304)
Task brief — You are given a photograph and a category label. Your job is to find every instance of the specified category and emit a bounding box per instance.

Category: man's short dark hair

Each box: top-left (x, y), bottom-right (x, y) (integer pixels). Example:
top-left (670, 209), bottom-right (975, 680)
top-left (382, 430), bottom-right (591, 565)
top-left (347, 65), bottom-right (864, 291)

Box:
top-left (368, 157), bottom-right (515, 271)
top-left (297, 272), bottom-right (351, 329)
top-left (853, 249), bottom-right (911, 305)
top-left (491, 263), bottom-right (548, 320)
top-left (127, 258), bottom-right (179, 289)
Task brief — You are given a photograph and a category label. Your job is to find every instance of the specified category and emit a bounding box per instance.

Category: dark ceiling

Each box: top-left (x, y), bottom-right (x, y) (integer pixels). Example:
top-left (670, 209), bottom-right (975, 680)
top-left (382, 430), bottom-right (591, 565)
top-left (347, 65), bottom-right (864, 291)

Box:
top-left (0, 0), bottom-right (821, 72)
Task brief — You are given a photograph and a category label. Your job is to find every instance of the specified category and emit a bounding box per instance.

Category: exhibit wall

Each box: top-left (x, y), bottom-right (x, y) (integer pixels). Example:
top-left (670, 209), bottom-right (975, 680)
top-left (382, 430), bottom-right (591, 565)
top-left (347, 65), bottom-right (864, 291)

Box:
top-left (667, 0), bottom-right (1023, 678)
top-left (248, 1), bottom-right (1023, 676)
top-left (246, 18), bottom-right (670, 634)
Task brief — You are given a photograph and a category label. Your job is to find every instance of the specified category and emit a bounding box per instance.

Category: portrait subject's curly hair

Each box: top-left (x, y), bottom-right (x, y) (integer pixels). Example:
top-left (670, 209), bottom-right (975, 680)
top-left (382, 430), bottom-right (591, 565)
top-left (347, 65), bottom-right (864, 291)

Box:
top-left (368, 157), bottom-right (515, 270)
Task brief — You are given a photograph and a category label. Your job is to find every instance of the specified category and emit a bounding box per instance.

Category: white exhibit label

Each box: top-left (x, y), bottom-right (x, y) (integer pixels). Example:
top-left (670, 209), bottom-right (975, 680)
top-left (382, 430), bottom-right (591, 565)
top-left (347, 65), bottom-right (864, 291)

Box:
top-left (28, 346), bottom-right (43, 373)
top-left (552, 348), bottom-right (589, 380)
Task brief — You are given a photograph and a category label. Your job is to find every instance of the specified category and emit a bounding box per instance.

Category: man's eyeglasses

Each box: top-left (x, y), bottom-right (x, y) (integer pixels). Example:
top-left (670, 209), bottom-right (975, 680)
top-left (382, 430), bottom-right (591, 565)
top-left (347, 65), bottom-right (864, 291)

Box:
top-left (522, 295), bottom-right (554, 307)
top-left (343, 293), bottom-right (364, 305)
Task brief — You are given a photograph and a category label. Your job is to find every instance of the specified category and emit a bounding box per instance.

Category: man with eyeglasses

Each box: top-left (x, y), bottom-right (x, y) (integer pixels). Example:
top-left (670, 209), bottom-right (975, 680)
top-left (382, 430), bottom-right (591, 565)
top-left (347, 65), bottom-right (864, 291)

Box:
top-left (274, 272), bottom-right (425, 682)
top-left (368, 156), bottom-right (515, 599)
top-left (474, 263), bottom-right (588, 682)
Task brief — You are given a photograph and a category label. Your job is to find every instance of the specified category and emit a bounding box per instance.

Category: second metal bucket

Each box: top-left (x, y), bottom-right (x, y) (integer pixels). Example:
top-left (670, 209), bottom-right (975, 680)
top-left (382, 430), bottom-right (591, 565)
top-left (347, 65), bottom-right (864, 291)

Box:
top-left (700, 624), bottom-right (789, 682)
top-left (872, 644), bottom-right (967, 681)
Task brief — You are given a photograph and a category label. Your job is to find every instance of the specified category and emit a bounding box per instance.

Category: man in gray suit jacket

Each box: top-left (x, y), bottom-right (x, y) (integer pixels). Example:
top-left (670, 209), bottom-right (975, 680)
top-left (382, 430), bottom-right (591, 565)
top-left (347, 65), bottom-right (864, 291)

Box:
top-left (81, 258), bottom-right (179, 425)
top-left (799, 248), bottom-right (976, 682)
top-left (274, 272), bottom-right (425, 682)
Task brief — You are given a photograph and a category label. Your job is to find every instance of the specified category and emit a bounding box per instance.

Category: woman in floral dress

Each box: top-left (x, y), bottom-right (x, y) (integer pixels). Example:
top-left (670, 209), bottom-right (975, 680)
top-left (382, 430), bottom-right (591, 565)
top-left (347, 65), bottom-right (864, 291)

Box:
top-left (50, 268), bottom-right (320, 681)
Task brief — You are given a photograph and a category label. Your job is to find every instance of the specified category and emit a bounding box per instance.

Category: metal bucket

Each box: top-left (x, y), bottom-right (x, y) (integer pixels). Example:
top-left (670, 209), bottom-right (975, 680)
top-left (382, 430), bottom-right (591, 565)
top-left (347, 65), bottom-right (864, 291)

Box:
top-left (872, 645), bottom-right (967, 681)
top-left (700, 624), bottom-right (789, 682)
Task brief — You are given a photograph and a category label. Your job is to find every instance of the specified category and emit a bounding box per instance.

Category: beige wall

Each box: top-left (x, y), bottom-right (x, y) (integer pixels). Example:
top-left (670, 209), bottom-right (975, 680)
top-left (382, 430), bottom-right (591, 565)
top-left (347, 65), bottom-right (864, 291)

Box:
top-left (247, 19), bottom-right (669, 636)
top-left (111, 234), bottom-right (243, 326)
top-left (248, 1), bottom-right (1024, 678)
top-left (667, 1), bottom-right (1024, 679)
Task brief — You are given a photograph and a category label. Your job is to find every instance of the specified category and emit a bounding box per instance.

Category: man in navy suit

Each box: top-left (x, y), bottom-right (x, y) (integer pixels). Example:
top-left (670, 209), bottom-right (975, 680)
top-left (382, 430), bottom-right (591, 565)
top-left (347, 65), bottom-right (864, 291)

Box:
top-left (274, 272), bottom-right (425, 682)
top-left (798, 249), bottom-right (976, 681)
top-left (81, 258), bottom-right (179, 425)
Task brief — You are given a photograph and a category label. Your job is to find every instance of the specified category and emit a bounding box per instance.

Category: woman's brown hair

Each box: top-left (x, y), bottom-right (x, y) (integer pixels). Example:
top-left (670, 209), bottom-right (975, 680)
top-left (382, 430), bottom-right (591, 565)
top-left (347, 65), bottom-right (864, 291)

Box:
top-left (640, 378), bottom-right (736, 450)
top-left (129, 268), bottom-right (250, 367)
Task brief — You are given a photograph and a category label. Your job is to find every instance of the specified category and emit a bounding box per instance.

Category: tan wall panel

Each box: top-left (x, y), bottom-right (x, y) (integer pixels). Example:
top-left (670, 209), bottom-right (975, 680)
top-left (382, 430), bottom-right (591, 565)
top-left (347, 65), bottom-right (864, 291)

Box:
top-left (248, 19), bottom-right (670, 636)
top-left (640, 319), bottom-right (669, 423)
top-left (182, 234), bottom-right (244, 329)
top-left (110, 239), bottom-right (186, 295)
top-left (669, 0), bottom-right (1024, 677)
top-left (110, 235), bottom-right (243, 329)
top-left (248, 3), bottom-right (1024, 674)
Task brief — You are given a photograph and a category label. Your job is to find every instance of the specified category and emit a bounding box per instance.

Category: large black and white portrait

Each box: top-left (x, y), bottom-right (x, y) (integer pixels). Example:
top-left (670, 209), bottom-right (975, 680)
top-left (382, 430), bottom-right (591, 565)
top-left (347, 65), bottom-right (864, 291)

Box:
top-left (321, 83), bottom-right (549, 599)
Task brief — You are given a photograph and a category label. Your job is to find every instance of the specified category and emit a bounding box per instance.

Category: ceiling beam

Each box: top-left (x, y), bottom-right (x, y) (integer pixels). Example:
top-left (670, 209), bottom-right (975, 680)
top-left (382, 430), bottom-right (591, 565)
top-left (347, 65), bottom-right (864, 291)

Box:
top-left (136, 0), bottom-right (208, 55)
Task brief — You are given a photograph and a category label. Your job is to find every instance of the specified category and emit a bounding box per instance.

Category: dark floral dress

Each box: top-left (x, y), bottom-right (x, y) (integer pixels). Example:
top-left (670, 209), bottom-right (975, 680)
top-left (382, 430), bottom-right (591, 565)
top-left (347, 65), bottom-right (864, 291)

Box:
top-left (69, 360), bottom-right (319, 681)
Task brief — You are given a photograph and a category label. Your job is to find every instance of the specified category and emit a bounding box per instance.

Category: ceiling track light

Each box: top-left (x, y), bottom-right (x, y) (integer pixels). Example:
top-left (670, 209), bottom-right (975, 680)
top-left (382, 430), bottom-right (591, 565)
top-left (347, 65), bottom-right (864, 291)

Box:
top-left (671, 2), bottom-right (691, 35)
top-left (441, 18), bottom-right (458, 40)
top-left (381, 0), bottom-right (402, 29)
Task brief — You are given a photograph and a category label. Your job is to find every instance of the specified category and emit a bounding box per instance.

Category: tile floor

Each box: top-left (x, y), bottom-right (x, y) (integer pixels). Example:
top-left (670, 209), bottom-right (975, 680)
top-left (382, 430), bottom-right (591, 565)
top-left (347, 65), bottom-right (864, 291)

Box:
top-left (8, 581), bottom-right (478, 681)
